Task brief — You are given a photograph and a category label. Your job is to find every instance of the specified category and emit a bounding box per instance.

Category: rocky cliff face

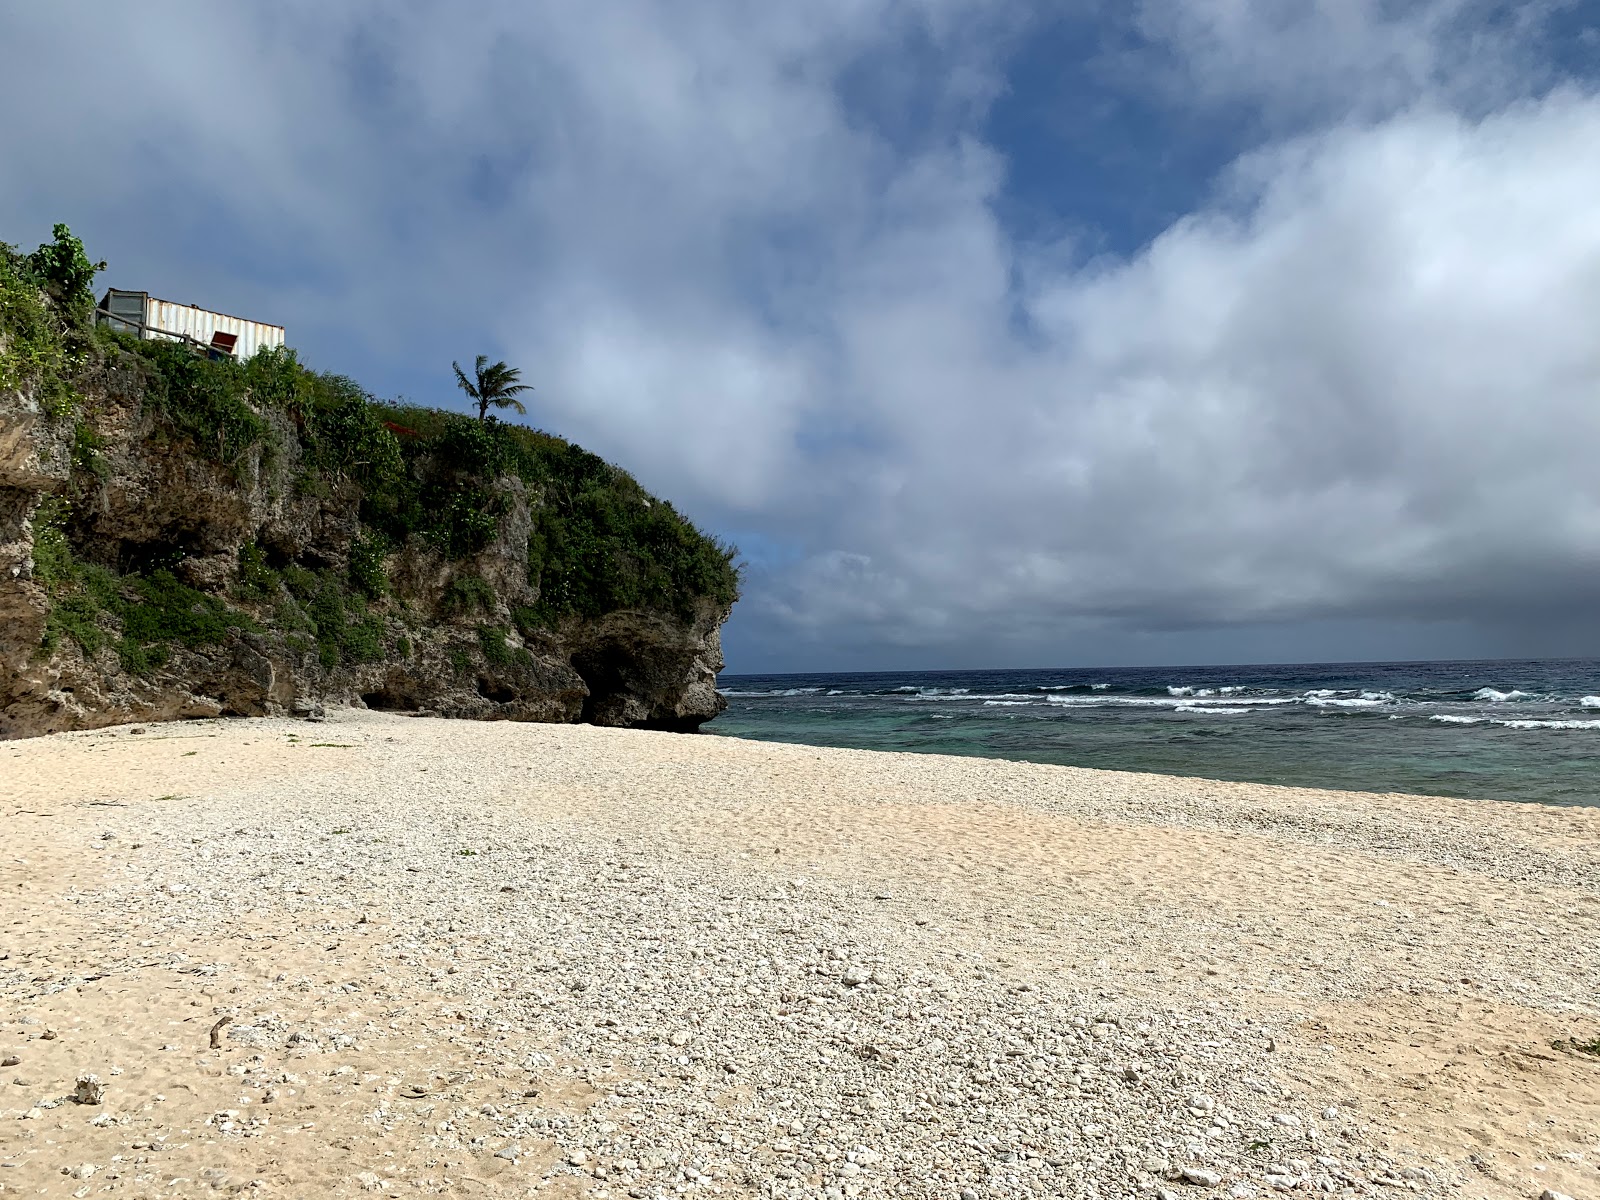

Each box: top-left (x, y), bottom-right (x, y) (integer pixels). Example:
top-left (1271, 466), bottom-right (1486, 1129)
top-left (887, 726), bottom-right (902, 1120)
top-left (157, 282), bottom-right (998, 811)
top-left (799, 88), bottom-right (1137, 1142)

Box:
top-left (1, 316), bottom-right (734, 740)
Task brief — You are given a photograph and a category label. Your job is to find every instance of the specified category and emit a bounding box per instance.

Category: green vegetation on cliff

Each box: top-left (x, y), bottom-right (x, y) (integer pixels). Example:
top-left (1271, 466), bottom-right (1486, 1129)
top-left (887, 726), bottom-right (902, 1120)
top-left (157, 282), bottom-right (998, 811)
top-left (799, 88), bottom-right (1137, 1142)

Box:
top-left (4, 228), bottom-right (740, 676)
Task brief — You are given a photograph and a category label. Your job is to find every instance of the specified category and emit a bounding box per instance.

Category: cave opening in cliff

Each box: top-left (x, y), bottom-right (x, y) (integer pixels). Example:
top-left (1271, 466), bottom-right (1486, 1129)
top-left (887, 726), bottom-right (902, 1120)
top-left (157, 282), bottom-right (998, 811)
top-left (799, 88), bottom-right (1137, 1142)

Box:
top-left (571, 640), bottom-right (706, 732)
top-left (475, 678), bottom-right (517, 704)
top-left (572, 643), bottom-right (628, 724)
top-left (361, 688), bottom-right (420, 712)
top-left (115, 533), bottom-right (202, 576)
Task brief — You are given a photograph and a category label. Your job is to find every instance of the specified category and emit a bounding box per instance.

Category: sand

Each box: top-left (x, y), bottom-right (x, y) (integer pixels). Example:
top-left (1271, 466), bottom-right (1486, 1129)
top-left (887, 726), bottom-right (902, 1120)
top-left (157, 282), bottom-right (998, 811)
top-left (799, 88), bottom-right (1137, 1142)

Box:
top-left (1, 711), bottom-right (1597, 1199)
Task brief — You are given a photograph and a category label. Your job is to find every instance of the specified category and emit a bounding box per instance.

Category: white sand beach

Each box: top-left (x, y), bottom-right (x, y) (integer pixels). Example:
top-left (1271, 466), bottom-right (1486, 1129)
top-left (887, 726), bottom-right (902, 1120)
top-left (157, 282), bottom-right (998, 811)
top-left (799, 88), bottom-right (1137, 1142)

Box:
top-left (2, 712), bottom-right (1597, 1199)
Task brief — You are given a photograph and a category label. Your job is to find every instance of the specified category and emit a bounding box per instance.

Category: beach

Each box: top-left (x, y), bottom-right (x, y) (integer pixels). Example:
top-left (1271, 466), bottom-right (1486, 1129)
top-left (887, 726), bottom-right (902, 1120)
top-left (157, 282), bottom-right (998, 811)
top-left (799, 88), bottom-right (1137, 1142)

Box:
top-left (2, 711), bottom-right (1598, 1199)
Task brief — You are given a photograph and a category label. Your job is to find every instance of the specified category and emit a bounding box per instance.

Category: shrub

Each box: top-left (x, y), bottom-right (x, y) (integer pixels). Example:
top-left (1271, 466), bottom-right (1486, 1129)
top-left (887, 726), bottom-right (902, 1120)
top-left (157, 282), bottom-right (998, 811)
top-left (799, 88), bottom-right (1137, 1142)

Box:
top-left (236, 543), bottom-right (282, 602)
top-left (42, 593), bottom-right (106, 657)
top-left (28, 496), bottom-right (72, 587)
top-left (120, 570), bottom-right (256, 650)
top-left (441, 575), bottom-right (495, 618)
top-left (348, 533), bottom-right (390, 599)
top-left (476, 624), bottom-right (512, 666)
top-left (40, 558), bottom-right (258, 675)
top-left (0, 242), bottom-right (78, 417)
top-left (279, 566), bottom-right (389, 668)
top-left (71, 420), bottom-right (111, 482)
top-left (24, 224), bottom-right (105, 319)
top-left (134, 340), bottom-right (269, 466)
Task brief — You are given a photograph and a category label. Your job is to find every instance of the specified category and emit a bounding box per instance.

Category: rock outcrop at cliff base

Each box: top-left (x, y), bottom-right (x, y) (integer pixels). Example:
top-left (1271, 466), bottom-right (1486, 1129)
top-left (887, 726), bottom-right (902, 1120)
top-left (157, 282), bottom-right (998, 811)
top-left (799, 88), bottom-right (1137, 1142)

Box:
top-left (1, 241), bottom-right (737, 739)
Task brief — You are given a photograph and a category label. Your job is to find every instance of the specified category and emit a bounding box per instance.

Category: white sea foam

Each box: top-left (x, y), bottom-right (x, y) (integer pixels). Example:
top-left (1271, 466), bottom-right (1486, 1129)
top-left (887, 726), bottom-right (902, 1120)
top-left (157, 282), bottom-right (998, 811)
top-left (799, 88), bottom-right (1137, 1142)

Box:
top-left (1473, 687), bottom-right (1539, 702)
top-left (1046, 695), bottom-right (1171, 707)
top-left (1306, 695), bottom-right (1391, 708)
top-left (1174, 704), bottom-right (1250, 715)
top-left (1497, 718), bottom-right (1600, 731)
top-left (1581, 696), bottom-right (1600, 708)
top-left (1175, 696), bottom-right (1300, 707)
top-left (718, 687), bottom-right (824, 697)
top-left (908, 691), bottom-right (1017, 700)
top-left (1428, 714), bottom-right (1600, 730)
top-left (983, 700), bottom-right (1033, 707)
top-left (719, 689), bottom-right (785, 697)
top-left (1048, 693), bottom-right (1296, 709)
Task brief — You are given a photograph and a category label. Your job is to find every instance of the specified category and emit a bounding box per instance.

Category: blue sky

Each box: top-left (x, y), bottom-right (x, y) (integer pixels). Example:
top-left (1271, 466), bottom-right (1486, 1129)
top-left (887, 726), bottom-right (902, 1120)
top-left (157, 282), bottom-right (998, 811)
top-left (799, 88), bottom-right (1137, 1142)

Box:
top-left (5, 1), bottom-right (1600, 673)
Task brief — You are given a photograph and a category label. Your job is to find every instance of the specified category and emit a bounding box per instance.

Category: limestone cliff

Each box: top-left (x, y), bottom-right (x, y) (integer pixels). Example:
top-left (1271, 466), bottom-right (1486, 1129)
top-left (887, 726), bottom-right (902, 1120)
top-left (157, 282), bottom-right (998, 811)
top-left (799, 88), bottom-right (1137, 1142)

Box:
top-left (1, 237), bottom-right (737, 738)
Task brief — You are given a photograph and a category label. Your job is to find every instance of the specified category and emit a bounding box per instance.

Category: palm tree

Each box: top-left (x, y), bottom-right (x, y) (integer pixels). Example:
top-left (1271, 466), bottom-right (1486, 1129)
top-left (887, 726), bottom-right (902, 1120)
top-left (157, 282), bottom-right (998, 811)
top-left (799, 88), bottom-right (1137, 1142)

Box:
top-left (453, 355), bottom-right (533, 422)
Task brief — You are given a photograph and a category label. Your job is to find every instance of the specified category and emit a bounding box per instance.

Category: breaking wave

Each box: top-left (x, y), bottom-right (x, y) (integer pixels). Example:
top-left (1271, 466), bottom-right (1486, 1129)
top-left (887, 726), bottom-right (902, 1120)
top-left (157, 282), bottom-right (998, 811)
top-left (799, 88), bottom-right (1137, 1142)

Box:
top-left (718, 687), bottom-right (827, 697)
top-left (1431, 713), bottom-right (1600, 731)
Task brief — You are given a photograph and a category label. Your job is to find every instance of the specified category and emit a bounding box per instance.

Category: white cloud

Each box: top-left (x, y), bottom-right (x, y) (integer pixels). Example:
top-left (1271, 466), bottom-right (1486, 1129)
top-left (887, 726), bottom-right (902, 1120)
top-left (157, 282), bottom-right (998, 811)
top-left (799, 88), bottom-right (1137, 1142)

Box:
top-left (3, 2), bottom-right (1598, 669)
top-left (1127, 0), bottom-right (1572, 120)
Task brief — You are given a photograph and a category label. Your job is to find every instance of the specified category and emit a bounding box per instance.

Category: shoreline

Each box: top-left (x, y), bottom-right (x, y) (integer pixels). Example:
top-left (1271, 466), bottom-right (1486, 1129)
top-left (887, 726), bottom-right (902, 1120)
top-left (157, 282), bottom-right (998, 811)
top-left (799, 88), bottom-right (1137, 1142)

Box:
top-left (703, 723), bottom-right (1597, 815)
top-left (4, 711), bottom-right (1598, 1198)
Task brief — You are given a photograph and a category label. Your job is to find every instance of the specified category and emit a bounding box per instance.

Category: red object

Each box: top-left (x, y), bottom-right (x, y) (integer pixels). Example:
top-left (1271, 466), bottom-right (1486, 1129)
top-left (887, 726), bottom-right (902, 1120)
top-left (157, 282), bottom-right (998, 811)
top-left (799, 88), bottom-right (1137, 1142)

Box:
top-left (383, 420), bottom-right (421, 439)
top-left (209, 331), bottom-right (238, 354)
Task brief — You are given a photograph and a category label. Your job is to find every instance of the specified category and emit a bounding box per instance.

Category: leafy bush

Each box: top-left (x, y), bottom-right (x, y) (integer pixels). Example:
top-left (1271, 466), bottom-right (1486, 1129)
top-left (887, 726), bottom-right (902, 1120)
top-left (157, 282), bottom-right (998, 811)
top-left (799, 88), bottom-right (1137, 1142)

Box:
top-left (476, 624), bottom-right (512, 666)
top-left (25, 224), bottom-right (105, 319)
top-left (348, 533), bottom-right (390, 599)
top-left (240, 345), bottom-right (311, 412)
top-left (425, 484), bottom-right (503, 557)
top-left (71, 420), bottom-right (111, 482)
top-left (275, 565), bottom-right (388, 668)
top-left (0, 241), bottom-right (80, 417)
top-left (300, 370), bottom-right (403, 486)
top-left (369, 408), bottom-right (740, 617)
top-left (121, 570), bottom-right (254, 650)
top-left (28, 497), bottom-right (72, 588)
top-left (236, 543), bottom-right (281, 601)
top-left (43, 592), bottom-right (106, 656)
top-left (36, 543), bottom-right (257, 675)
top-left (134, 340), bottom-right (268, 466)
top-left (441, 574), bottom-right (495, 617)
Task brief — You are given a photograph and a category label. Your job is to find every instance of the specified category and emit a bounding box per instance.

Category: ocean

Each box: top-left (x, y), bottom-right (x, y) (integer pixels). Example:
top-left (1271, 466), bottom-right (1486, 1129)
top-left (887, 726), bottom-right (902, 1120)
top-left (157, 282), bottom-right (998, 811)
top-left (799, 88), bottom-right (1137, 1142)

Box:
top-left (711, 658), bottom-right (1600, 807)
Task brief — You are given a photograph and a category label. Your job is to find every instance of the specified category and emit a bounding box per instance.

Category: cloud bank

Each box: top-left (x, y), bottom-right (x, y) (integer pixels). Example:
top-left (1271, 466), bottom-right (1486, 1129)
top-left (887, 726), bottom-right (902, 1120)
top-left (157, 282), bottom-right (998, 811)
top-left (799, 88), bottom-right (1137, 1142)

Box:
top-left (2, 1), bottom-right (1597, 670)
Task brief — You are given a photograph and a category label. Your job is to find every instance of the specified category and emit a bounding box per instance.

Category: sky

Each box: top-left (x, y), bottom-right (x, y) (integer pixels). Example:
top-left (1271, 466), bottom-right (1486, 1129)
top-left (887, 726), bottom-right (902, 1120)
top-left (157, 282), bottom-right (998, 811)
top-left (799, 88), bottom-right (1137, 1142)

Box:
top-left (4, 1), bottom-right (1600, 673)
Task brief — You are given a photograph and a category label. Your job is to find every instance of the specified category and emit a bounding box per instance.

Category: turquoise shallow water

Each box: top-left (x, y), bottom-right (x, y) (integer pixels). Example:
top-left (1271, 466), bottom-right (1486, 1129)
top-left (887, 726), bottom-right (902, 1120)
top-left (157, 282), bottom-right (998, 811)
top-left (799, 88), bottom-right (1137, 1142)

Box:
top-left (710, 658), bottom-right (1600, 807)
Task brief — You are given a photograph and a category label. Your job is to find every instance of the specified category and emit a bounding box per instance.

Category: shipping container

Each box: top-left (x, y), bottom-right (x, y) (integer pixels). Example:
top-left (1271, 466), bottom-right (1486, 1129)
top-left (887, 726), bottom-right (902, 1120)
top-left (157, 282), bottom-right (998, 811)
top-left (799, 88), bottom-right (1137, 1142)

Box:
top-left (96, 289), bottom-right (286, 361)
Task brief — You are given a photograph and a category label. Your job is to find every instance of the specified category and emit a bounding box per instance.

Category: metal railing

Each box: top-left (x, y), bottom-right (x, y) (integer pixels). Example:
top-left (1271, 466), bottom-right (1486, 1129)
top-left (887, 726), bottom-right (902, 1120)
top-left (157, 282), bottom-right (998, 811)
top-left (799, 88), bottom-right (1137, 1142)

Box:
top-left (93, 305), bottom-right (234, 357)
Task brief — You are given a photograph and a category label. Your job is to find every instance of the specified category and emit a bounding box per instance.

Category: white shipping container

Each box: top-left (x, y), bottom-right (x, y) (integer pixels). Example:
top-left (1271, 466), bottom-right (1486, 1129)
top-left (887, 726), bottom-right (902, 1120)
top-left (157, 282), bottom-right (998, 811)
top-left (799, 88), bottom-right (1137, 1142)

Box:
top-left (98, 289), bottom-right (285, 360)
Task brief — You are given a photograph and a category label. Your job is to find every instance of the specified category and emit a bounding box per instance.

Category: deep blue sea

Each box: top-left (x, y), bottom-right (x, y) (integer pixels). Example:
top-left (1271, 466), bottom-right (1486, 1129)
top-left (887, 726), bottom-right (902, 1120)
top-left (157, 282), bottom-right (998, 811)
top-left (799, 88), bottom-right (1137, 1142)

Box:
top-left (711, 659), bottom-right (1600, 807)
